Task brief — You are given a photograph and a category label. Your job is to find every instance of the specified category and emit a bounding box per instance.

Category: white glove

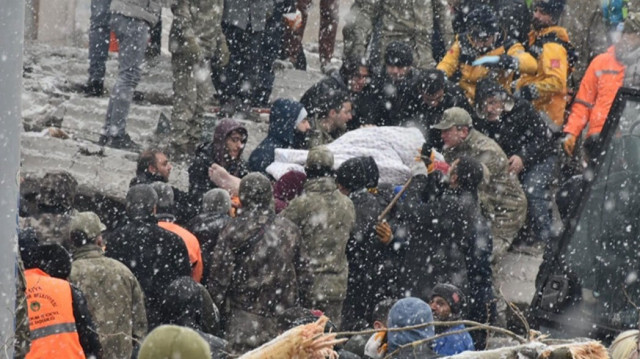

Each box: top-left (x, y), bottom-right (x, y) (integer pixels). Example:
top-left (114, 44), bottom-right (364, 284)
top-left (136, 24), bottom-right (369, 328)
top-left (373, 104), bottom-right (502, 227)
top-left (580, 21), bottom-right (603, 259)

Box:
top-left (364, 333), bottom-right (386, 359)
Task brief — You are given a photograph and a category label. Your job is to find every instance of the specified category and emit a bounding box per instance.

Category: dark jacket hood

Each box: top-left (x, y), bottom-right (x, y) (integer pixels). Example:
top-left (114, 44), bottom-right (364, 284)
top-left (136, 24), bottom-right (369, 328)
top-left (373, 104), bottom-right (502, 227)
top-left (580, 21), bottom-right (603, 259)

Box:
top-left (336, 156), bottom-right (379, 192)
top-left (212, 118), bottom-right (248, 168)
top-left (268, 99), bottom-right (305, 145)
top-left (239, 173), bottom-right (275, 212)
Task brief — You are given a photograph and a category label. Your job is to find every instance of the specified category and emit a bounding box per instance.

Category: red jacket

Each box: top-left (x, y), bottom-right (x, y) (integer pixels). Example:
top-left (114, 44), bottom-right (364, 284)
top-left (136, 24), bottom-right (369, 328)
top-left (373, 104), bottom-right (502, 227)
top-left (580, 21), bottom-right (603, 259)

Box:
top-left (564, 46), bottom-right (626, 137)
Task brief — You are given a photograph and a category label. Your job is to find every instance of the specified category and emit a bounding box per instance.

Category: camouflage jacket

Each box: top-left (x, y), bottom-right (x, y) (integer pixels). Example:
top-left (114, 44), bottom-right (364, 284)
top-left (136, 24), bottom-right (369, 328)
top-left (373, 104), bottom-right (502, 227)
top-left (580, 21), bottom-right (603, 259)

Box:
top-left (442, 129), bottom-right (527, 250)
top-left (343, 0), bottom-right (453, 68)
top-left (206, 208), bottom-right (304, 324)
top-left (19, 210), bottom-right (77, 244)
top-left (169, 0), bottom-right (226, 57)
top-left (282, 177), bottom-right (356, 305)
top-left (70, 245), bottom-right (147, 359)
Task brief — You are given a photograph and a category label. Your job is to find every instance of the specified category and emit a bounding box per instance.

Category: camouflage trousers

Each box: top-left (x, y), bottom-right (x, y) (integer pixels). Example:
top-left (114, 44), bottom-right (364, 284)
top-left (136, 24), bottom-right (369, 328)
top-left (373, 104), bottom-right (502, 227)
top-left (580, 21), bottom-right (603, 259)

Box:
top-left (170, 55), bottom-right (214, 155)
top-left (490, 202), bottom-right (528, 264)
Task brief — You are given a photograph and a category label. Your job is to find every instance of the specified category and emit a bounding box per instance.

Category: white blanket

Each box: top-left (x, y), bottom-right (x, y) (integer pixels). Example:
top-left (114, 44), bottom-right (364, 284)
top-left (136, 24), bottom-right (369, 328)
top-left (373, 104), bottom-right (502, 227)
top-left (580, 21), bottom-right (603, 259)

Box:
top-left (266, 126), bottom-right (426, 184)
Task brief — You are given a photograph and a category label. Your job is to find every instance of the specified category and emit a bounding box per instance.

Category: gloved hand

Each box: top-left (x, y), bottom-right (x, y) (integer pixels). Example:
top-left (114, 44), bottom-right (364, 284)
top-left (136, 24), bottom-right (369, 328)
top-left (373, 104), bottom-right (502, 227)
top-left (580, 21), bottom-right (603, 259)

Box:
top-left (375, 221), bottom-right (393, 245)
top-left (562, 133), bottom-right (577, 156)
top-left (213, 37), bottom-right (230, 67)
top-left (411, 162), bottom-right (429, 177)
top-left (476, 54), bottom-right (519, 70)
top-left (183, 37), bottom-right (203, 64)
top-left (515, 84), bottom-right (539, 101)
top-left (471, 55), bottom-right (500, 66)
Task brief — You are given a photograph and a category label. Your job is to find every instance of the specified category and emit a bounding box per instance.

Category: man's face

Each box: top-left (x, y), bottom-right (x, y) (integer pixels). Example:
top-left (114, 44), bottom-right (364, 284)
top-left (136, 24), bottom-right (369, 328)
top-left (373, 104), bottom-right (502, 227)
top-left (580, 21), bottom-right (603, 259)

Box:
top-left (470, 34), bottom-right (496, 53)
top-left (440, 126), bottom-right (468, 149)
top-left (430, 296), bottom-right (452, 321)
top-left (532, 7), bottom-right (554, 30)
top-left (296, 118), bottom-right (311, 133)
top-left (349, 66), bottom-right (370, 93)
top-left (225, 130), bottom-right (245, 160)
top-left (386, 65), bottom-right (411, 82)
top-left (331, 101), bottom-right (353, 131)
top-left (151, 153), bottom-right (172, 181)
top-left (481, 95), bottom-right (506, 121)
top-left (422, 89), bottom-right (445, 108)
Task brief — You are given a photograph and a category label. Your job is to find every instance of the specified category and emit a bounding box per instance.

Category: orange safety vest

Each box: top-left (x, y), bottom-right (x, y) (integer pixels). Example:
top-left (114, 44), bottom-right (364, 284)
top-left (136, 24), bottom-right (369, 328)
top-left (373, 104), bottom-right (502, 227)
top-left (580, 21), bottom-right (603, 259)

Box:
top-left (25, 268), bottom-right (85, 359)
top-left (159, 221), bottom-right (204, 282)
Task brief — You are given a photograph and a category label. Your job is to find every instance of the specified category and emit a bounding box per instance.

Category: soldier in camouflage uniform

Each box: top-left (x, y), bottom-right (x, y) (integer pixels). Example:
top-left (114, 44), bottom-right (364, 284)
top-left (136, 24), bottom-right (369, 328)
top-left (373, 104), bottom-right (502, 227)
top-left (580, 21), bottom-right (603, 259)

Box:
top-left (19, 171), bottom-right (78, 244)
top-left (169, 0), bottom-right (230, 157)
top-left (342, 0), bottom-right (454, 70)
top-left (433, 108), bottom-right (527, 261)
top-left (68, 212), bottom-right (147, 359)
top-left (206, 173), bottom-right (305, 354)
top-left (282, 146), bottom-right (356, 328)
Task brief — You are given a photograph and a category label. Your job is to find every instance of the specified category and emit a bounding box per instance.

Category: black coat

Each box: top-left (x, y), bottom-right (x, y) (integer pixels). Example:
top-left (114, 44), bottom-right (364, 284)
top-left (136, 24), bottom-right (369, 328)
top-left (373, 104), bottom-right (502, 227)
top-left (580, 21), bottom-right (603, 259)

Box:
top-left (186, 213), bottom-right (231, 287)
top-left (359, 70), bottom-right (417, 127)
top-left (396, 174), bottom-right (495, 348)
top-left (342, 190), bottom-right (397, 330)
top-left (474, 98), bottom-right (556, 172)
top-left (104, 215), bottom-right (192, 329)
top-left (400, 79), bottom-right (474, 150)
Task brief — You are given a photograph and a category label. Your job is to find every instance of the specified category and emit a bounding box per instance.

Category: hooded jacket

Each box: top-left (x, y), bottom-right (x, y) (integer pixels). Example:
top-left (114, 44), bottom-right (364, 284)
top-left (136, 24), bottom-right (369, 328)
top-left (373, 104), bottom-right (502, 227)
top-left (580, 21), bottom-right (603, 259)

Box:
top-left (564, 46), bottom-right (625, 137)
top-left (248, 99), bottom-right (306, 173)
top-left (105, 215), bottom-right (192, 329)
top-left (189, 119), bottom-right (248, 205)
top-left (386, 298), bottom-right (439, 358)
top-left (186, 212), bottom-right (230, 287)
top-left (206, 173), bottom-right (305, 354)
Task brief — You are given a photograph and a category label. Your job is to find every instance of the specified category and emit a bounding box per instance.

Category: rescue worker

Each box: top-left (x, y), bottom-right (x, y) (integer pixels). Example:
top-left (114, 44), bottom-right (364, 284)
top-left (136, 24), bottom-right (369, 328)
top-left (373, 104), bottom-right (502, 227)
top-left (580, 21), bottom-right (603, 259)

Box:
top-left (307, 89), bottom-right (353, 148)
top-left (562, 14), bottom-right (640, 156)
top-left (342, 0), bottom-right (453, 70)
top-left (20, 171), bottom-right (78, 244)
top-left (432, 107), bottom-right (527, 261)
top-left (516, 0), bottom-right (575, 126)
top-left (282, 146), bottom-right (356, 329)
top-left (168, 0), bottom-right (229, 158)
top-left (20, 232), bottom-right (103, 359)
top-left (437, 5), bottom-right (538, 104)
top-left (68, 211), bottom-right (147, 359)
top-left (206, 173), bottom-right (305, 354)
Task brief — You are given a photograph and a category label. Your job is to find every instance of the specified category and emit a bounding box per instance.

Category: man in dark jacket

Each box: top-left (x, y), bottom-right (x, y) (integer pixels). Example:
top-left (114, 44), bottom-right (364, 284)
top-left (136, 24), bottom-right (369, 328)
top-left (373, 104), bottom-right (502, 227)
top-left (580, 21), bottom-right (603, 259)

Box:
top-left (206, 172), bottom-right (306, 354)
top-left (474, 78), bottom-right (557, 244)
top-left (187, 188), bottom-right (232, 287)
top-left (449, 0), bottom-right (531, 44)
top-left (336, 157), bottom-right (398, 331)
top-left (401, 69), bottom-right (474, 149)
top-left (300, 56), bottom-right (372, 130)
top-left (130, 149), bottom-right (192, 223)
top-left (189, 118), bottom-right (249, 210)
top-left (105, 184), bottom-right (192, 329)
top-left (248, 99), bottom-right (311, 173)
top-left (360, 41), bottom-right (419, 127)
top-left (397, 155), bottom-right (495, 348)
top-left (19, 230), bottom-right (103, 358)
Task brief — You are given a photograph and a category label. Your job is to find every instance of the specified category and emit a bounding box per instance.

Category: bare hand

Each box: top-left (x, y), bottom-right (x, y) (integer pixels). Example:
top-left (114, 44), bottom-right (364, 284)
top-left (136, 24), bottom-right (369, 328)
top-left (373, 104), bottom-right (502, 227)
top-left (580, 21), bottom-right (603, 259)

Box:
top-left (508, 155), bottom-right (524, 175)
top-left (375, 221), bottom-right (393, 245)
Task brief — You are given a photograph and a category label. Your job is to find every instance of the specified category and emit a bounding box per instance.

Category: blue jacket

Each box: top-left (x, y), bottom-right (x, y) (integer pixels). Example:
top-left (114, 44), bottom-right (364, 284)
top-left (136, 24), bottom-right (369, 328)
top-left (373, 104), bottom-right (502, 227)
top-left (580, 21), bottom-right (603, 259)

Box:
top-left (432, 324), bottom-right (474, 356)
top-left (248, 99), bottom-right (305, 173)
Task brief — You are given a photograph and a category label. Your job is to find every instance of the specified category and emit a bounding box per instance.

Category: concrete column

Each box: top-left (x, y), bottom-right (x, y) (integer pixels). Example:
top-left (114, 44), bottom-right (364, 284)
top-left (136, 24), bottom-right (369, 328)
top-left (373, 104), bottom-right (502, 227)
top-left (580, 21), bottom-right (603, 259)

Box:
top-left (0, 0), bottom-right (24, 355)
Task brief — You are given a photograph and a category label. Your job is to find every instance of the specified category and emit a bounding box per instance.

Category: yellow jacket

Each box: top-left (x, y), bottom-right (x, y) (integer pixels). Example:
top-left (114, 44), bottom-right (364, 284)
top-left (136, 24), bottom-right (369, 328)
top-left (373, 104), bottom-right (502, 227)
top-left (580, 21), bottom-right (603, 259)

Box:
top-left (437, 35), bottom-right (537, 103)
top-left (516, 26), bottom-right (572, 126)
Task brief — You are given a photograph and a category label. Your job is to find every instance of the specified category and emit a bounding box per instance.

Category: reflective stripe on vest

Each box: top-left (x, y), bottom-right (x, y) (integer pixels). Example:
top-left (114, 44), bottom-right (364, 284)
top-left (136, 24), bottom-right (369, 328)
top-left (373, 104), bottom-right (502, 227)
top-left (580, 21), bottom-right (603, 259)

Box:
top-left (25, 268), bottom-right (85, 359)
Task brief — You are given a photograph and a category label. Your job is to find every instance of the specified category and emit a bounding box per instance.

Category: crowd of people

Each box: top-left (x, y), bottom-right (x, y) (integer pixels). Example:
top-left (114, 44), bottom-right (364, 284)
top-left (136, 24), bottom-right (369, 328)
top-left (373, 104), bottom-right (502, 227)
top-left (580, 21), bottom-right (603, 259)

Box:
top-left (15, 0), bottom-right (640, 358)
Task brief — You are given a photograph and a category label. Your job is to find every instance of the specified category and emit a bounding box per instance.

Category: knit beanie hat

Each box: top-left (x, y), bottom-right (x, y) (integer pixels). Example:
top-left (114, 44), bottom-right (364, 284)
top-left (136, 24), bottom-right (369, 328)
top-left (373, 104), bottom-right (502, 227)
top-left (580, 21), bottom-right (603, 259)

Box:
top-left (430, 283), bottom-right (466, 317)
top-left (384, 41), bottom-right (414, 67)
top-left (138, 325), bottom-right (211, 359)
top-left (336, 157), bottom-right (370, 192)
top-left (534, 0), bottom-right (566, 21)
